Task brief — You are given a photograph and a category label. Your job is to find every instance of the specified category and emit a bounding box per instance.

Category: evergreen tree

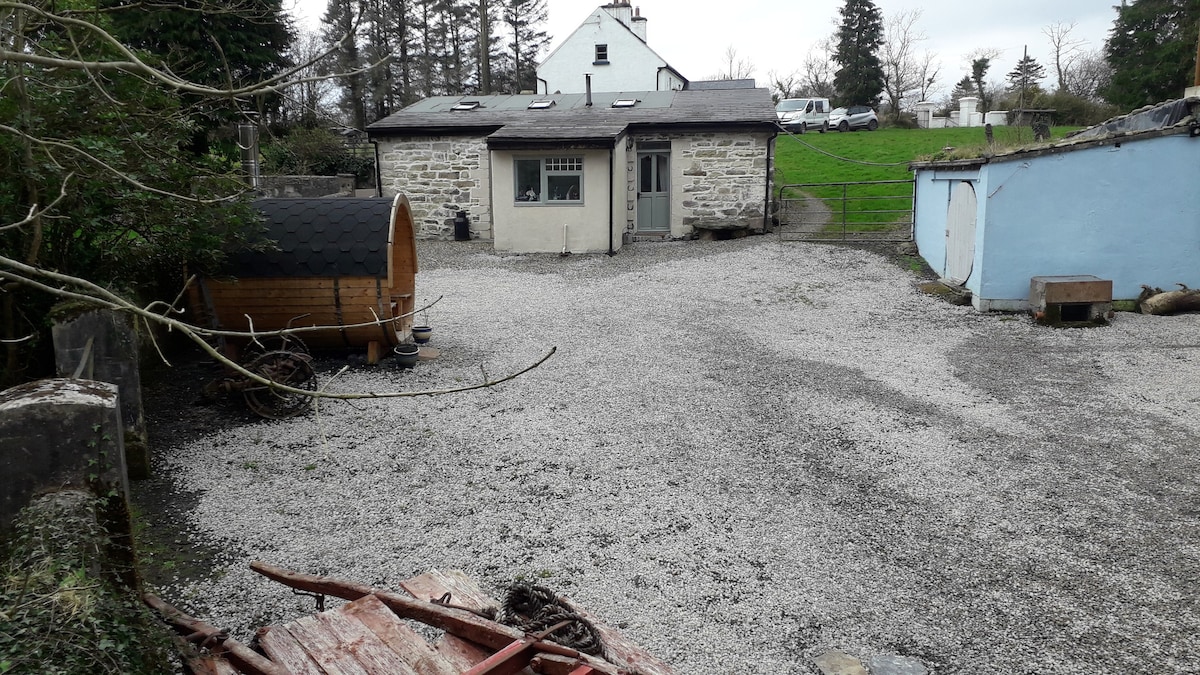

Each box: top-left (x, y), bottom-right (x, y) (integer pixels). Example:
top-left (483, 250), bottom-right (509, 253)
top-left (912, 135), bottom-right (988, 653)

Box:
top-left (832, 0), bottom-right (885, 107)
top-left (1104, 0), bottom-right (1200, 109)
top-left (970, 57), bottom-right (992, 111)
top-left (949, 74), bottom-right (975, 111)
top-left (106, 0), bottom-right (294, 141)
top-left (322, 0), bottom-right (368, 130)
top-left (500, 0), bottom-right (550, 93)
top-left (1006, 54), bottom-right (1047, 103)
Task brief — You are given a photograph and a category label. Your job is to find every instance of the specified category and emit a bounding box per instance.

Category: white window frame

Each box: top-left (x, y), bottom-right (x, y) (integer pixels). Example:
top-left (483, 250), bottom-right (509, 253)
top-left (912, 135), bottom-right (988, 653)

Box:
top-left (514, 157), bottom-right (584, 205)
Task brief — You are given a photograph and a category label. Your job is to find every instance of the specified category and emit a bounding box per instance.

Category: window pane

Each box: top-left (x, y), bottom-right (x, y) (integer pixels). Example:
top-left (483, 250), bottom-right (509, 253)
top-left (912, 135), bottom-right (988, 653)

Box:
top-left (547, 175), bottom-right (581, 201)
top-left (655, 155), bottom-right (669, 192)
top-left (639, 154), bottom-right (652, 192)
top-left (515, 159), bottom-right (541, 202)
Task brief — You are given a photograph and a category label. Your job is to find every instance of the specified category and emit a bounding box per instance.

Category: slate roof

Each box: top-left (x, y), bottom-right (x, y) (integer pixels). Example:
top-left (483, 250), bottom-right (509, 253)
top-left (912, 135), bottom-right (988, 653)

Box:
top-left (366, 88), bottom-right (778, 145)
top-left (227, 199), bottom-right (394, 278)
top-left (685, 79), bottom-right (757, 90)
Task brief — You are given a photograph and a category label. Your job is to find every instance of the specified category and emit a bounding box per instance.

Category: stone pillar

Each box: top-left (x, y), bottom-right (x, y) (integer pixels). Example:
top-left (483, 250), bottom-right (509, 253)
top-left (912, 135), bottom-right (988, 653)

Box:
top-left (52, 308), bottom-right (148, 479)
top-left (0, 379), bottom-right (129, 533)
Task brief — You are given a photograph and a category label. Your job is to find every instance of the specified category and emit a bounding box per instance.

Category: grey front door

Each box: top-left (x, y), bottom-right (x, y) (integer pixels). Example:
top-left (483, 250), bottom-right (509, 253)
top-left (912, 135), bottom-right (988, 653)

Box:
top-left (637, 152), bottom-right (670, 233)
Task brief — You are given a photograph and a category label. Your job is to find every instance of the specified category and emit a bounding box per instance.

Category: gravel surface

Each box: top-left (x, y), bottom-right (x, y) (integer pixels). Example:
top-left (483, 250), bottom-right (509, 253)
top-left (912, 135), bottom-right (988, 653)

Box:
top-left (139, 236), bottom-right (1200, 674)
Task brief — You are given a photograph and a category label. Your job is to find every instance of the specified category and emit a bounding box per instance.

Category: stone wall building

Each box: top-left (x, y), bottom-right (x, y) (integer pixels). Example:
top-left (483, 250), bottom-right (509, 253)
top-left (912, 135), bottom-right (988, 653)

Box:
top-left (366, 88), bottom-right (777, 254)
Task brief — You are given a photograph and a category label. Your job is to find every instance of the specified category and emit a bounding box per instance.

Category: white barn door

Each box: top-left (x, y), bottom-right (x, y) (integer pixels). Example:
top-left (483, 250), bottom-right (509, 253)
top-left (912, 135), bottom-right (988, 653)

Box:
top-left (944, 181), bottom-right (977, 285)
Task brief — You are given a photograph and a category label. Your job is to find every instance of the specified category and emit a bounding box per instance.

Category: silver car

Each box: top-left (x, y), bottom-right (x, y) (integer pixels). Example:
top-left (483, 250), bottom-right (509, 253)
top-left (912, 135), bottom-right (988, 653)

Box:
top-left (829, 105), bottom-right (879, 131)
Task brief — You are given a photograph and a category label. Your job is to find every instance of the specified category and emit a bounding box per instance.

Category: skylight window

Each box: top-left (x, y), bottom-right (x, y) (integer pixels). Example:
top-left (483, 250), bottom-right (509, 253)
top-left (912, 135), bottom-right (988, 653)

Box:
top-left (451, 101), bottom-right (480, 111)
top-left (528, 99), bottom-right (555, 109)
top-left (611, 99), bottom-right (638, 108)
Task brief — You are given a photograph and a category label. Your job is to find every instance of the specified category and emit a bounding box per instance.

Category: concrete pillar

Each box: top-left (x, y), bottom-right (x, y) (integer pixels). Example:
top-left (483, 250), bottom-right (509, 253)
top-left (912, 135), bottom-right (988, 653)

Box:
top-left (914, 101), bottom-right (937, 129)
top-left (959, 97), bottom-right (980, 127)
top-left (52, 308), bottom-right (148, 479)
top-left (0, 379), bottom-right (129, 532)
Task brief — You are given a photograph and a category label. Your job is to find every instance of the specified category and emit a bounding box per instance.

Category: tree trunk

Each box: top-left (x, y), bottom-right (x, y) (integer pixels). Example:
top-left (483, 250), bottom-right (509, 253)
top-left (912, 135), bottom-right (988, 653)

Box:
top-left (1137, 284), bottom-right (1200, 315)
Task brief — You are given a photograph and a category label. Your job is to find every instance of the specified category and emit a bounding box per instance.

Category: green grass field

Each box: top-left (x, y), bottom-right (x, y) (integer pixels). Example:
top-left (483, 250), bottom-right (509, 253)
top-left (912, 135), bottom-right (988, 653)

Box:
top-left (774, 125), bottom-right (1082, 232)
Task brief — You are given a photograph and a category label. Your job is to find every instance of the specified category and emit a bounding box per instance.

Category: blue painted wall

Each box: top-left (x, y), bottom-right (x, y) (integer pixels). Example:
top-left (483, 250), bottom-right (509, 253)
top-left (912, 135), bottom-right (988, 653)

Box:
top-left (915, 132), bottom-right (1200, 310)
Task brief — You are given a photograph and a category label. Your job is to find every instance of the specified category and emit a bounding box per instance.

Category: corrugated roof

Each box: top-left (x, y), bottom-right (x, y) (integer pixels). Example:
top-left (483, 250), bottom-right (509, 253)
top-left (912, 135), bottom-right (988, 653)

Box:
top-left (366, 88), bottom-right (777, 142)
top-left (227, 199), bottom-right (394, 278)
top-left (1065, 97), bottom-right (1197, 142)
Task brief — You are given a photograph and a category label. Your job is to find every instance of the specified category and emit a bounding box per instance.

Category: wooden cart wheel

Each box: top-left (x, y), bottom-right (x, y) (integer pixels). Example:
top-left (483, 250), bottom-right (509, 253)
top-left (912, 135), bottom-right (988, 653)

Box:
top-left (242, 350), bottom-right (317, 419)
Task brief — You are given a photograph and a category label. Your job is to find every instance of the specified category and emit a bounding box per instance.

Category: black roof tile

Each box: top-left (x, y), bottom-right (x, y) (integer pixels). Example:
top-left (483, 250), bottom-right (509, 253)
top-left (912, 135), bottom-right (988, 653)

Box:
top-left (228, 198), bottom-right (395, 278)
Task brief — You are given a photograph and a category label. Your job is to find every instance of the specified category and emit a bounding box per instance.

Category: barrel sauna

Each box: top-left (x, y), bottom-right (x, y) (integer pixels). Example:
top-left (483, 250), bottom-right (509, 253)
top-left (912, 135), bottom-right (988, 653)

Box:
top-left (191, 195), bottom-right (417, 364)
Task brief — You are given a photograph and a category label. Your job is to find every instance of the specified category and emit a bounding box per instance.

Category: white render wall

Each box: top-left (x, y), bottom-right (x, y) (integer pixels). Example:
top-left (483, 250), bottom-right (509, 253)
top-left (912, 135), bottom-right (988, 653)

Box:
top-left (376, 135), bottom-right (492, 240)
top-left (491, 148), bottom-right (619, 254)
top-left (538, 9), bottom-right (676, 94)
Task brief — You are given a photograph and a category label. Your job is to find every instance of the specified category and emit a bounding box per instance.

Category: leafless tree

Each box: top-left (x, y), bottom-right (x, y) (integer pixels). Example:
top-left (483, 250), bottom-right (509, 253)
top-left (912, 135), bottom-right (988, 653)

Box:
top-left (1044, 21), bottom-right (1087, 93)
top-left (767, 70), bottom-right (802, 102)
top-left (799, 36), bottom-right (837, 99)
top-left (709, 45), bottom-right (755, 81)
top-left (880, 8), bottom-right (929, 121)
top-left (1064, 48), bottom-right (1112, 100)
top-left (282, 30), bottom-right (341, 127)
top-left (915, 50), bottom-right (942, 104)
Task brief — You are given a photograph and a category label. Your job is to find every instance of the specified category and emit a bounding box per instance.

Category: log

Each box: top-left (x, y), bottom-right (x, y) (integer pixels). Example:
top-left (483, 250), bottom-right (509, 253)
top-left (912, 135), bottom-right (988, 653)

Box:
top-left (144, 593), bottom-right (288, 675)
top-left (1137, 284), bottom-right (1200, 315)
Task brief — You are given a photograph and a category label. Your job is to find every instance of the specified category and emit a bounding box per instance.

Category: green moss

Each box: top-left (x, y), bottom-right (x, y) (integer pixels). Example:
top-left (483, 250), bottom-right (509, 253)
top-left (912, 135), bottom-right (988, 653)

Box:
top-left (0, 493), bottom-right (176, 675)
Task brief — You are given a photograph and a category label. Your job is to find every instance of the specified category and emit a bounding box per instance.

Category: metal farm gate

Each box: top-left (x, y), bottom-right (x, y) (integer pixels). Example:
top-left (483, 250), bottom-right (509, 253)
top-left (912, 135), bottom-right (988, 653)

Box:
top-left (776, 179), bottom-right (914, 242)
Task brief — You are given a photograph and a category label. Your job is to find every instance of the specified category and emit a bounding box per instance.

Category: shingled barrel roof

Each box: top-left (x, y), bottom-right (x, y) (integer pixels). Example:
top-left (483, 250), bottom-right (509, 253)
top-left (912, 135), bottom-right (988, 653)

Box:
top-left (228, 198), bottom-right (395, 278)
top-left (365, 88), bottom-right (778, 147)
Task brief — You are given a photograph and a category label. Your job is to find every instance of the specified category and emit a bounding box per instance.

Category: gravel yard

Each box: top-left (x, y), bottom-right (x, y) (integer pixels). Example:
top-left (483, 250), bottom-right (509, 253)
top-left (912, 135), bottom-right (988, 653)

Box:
top-left (138, 236), bottom-right (1200, 674)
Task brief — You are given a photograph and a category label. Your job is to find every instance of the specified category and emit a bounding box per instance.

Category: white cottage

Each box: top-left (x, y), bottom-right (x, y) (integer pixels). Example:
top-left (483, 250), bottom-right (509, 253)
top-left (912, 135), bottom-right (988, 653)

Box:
top-left (911, 96), bottom-right (1200, 311)
top-left (366, 88), bottom-right (778, 254)
top-left (537, 2), bottom-right (686, 95)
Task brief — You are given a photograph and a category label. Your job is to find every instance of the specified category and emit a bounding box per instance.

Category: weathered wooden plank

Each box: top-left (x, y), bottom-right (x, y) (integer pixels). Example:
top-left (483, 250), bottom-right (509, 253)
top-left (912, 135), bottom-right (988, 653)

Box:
top-left (340, 595), bottom-right (460, 675)
top-left (208, 285), bottom-right (389, 301)
top-left (283, 614), bottom-right (371, 675)
top-left (400, 570), bottom-right (503, 671)
top-left (207, 277), bottom-right (381, 292)
top-left (250, 562), bottom-right (625, 675)
top-left (315, 604), bottom-right (420, 674)
top-left (433, 636), bottom-right (495, 673)
top-left (144, 594), bottom-right (286, 675)
top-left (256, 625), bottom-right (325, 675)
top-left (399, 570), bottom-right (498, 612)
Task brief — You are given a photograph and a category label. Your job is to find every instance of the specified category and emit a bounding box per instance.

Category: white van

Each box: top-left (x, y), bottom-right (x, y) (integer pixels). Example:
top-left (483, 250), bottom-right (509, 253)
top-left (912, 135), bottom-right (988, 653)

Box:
top-left (775, 97), bottom-right (830, 133)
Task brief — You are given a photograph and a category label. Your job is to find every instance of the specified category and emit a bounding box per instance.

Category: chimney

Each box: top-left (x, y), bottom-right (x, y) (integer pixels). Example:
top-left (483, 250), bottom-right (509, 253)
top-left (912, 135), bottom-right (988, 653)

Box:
top-left (585, 74), bottom-right (593, 106)
top-left (238, 123), bottom-right (260, 189)
top-left (603, 1), bottom-right (634, 29)
top-left (630, 6), bottom-right (647, 42)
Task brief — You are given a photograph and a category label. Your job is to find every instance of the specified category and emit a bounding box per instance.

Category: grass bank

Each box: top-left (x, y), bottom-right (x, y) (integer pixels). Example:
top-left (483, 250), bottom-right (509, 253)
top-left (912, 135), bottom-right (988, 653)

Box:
top-left (773, 126), bottom-right (1083, 231)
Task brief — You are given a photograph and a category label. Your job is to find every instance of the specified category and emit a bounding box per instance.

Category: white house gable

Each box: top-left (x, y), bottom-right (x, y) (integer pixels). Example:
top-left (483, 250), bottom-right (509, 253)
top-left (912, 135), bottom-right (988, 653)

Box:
top-left (538, 3), bottom-right (685, 94)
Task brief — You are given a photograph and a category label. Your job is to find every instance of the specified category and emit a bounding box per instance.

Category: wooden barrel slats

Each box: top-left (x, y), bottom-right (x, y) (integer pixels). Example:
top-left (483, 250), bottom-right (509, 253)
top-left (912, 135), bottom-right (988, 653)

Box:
top-left (193, 196), bottom-right (418, 352)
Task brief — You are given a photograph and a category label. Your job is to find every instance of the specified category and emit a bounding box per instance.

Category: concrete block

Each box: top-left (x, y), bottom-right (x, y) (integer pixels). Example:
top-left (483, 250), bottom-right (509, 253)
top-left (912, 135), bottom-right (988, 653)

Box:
top-left (0, 379), bottom-right (129, 532)
top-left (52, 309), bottom-right (149, 479)
top-left (1030, 275), bottom-right (1112, 306)
top-left (1030, 275), bottom-right (1113, 325)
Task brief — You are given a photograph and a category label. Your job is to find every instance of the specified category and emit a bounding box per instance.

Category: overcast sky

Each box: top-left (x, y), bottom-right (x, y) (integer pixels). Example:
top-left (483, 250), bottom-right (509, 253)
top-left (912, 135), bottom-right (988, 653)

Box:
top-left (290, 0), bottom-right (1117, 99)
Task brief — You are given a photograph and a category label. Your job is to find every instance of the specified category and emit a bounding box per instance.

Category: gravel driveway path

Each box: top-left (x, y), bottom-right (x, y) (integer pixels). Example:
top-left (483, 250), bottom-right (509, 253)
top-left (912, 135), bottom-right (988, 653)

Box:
top-left (141, 237), bottom-right (1200, 674)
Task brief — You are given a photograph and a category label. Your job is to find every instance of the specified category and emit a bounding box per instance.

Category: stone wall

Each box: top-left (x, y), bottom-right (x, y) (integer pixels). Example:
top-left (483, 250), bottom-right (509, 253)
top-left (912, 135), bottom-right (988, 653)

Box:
top-left (675, 131), bottom-right (772, 232)
top-left (376, 135), bottom-right (492, 240)
top-left (257, 174), bottom-right (355, 198)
